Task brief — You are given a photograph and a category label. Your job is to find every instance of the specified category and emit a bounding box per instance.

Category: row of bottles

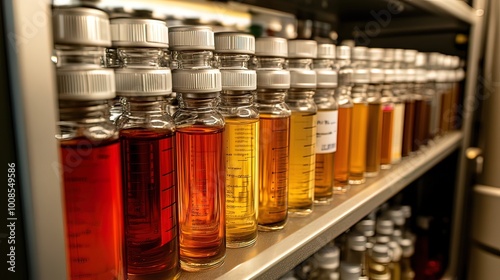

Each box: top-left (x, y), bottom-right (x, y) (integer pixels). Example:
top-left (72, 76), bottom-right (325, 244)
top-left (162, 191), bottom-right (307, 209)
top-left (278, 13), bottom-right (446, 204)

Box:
top-left (51, 5), bottom-right (465, 280)
top-left (285, 204), bottom-right (416, 280)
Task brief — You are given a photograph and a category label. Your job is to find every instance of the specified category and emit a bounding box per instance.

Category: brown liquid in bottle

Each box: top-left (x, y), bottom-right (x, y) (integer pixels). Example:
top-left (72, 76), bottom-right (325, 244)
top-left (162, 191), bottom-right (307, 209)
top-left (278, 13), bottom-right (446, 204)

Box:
top-left (366, 103), bottom-right (383, 176)
top-left (402, 100), bottom-right (415, 157)
top-left (380, 104), bottom-right (394, 168)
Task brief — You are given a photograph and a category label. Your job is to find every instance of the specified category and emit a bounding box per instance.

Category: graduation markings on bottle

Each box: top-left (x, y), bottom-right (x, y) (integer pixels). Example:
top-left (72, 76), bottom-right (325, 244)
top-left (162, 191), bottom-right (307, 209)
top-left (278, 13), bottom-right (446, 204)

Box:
top-left (6, 163), bottom-right (16, 273)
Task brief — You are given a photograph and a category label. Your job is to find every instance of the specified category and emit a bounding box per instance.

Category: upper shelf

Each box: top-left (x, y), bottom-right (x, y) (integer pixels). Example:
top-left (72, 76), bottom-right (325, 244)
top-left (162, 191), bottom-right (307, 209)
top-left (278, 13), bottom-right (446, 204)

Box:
top-left (179, 131), bottom-right (463, 280)
top-left (403, 0), bottom-right (479, 25)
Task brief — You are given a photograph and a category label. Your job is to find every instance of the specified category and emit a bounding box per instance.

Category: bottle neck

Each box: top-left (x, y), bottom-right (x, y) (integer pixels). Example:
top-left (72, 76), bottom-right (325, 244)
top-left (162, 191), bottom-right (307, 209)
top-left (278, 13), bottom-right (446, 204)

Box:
top-left (122, 96), bottom-right (167, 115)
top-left (256, 57), bottom-right (286, 70)
top-left (217, 54), bottom-right (251, 69)
top-left (313, 59), bottom-right (333, 69)
top-left (287, 58), bottom-right (313, 69)
top-left (58, 100), bottom-right (110, 123)
top-left (352, 84), bottom-right (368, 97)
top-left (286, 88), bottom-right (315, 100)
top-left (117, 47), bottom-right (166, 68)
top-left (55, 47), bottom-right (105, 68)
top-left (220, 90), bottom-right (254, 106)
top-left (173, 50), bottom-right (214, 69)
top-left (177, 92), bottom-right (219, 109)
top-left (255, 88), bottom-right (287, 104)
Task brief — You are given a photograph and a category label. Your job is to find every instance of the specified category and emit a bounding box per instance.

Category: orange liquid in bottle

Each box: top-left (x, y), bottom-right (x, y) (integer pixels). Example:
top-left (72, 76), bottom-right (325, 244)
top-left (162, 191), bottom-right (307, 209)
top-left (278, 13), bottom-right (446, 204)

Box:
top-left (380, 105), bottom-right (394, 168)
top-left (334, 107), bottom-right (352, 192)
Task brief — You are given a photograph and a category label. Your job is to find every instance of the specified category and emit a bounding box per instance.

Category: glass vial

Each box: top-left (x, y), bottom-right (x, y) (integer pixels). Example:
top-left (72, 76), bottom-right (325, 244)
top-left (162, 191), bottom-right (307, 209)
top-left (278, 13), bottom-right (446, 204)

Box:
top-left (286, 40), bottom-right (318, 216)
top-left (309, 244), bottom-right (340, 280)
top-left (313, 44), bottom-right (338, 204)
top-left (391, 49), bottom-right (406, 164)
top-left (380, 49), bottom-right (395, 169)
top-left (111, 18), bottom-right (180, 279)
top-left (349, 47), bottom-right (369, 184)
top-left (334, 45), bottom-right (354, 192)
top-left (169, 26), bottom-right (226, 271)
top-left (344, 232), bottom-right (369, 279)
top-left (254, 37), bottom-right (291, 231)
top-left (368, 244), bottom-right (392, 280)
top-left (52, 7), bottom-right (125, 280)
top-left (401, 51), bottom-right (418, 157)
top-left (400, 238), bottom-right (416, 280)
top-left (427, 52), bottom-right (441, 140)
top-left (365, 48), bottom-right (384, 177)
top-left (214, 32), bottom-right (259, 248)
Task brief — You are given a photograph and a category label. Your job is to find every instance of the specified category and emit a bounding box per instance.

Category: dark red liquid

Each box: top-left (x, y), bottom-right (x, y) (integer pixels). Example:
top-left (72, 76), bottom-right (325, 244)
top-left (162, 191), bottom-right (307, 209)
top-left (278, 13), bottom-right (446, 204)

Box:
top-left (120, 129), bottom-right (179, 278)
top-left (402, 100), bottom-right (415, 157)
top-left (175, 126), bottom-right (225, 269)
top-left (60, 138), bottom-right (125, 280)
top-left (413, 99), bottom-right (431, 151)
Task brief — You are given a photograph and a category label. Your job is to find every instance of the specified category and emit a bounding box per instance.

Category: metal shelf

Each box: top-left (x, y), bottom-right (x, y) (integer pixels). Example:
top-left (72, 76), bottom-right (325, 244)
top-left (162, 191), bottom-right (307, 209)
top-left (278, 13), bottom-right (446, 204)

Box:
top-left (403, 0), bottom-right (479, 24)
top-left (181, 131), bottom-right (463, 280)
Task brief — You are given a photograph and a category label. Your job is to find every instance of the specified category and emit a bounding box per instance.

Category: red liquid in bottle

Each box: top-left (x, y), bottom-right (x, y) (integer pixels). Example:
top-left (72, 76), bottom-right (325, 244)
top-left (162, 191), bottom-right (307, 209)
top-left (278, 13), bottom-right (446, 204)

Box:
top-left (175, 126), bottom-right (225, 270)
top-left (60, 138), bottom-right (125, 280)
top-left (120, 129), bottom-right (179, 279)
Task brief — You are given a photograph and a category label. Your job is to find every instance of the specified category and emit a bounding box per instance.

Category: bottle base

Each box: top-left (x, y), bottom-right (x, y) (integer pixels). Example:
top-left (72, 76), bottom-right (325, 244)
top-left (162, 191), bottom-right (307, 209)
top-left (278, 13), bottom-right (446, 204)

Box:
top-left (333, 184), bottom-right (350, 194)
top-left (226, 237), bottom-right (257, 248)
top-left (128, 269), bottom-right (181, 280)
top-left (349, 178), bottom-right (366, 185)
top-left (380, 164), bottom-right (392, 170)
top-left (314, 196), bottom-right (333, 205)
top-left (288, 208), bottom-right (313, 217)
top-left (258, 220), bottom-right (287, 231)
top-left (365, 171), bottom-right (379, 177)
top-left (180, 255), bottom-right (225, 272)
top-left (391, 158), bottom-right (401, 165)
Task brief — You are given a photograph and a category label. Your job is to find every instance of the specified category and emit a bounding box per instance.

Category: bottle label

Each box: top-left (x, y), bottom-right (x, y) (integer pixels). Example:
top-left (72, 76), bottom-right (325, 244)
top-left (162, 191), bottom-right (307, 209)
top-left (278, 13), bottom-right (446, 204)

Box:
top-left (315, 110), bottom-right (338, 154)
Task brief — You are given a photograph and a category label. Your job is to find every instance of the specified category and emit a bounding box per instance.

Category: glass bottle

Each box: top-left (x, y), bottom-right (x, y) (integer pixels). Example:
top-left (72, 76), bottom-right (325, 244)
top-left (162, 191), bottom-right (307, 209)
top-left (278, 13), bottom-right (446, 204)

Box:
top-left (169, 26), bottom-right (226, 271)
top-left (380, 49), bottom-right (395, 169)
top-left (400, 238), bottom-right (416, 280)
top-left (214, 32), bottom-right (259, 248)
top-left (368, 244), bottom-right (392, 280)
top-left (391, 49), bottom-right (406, 164)
top-left (365, 48), bottom-right (384, 177)
top-left (345, 232), bottom-right (369, 279)
top-left (309, 244), bottom-right (340, 280)
top-left (414, 66), bottom-right (432, 151)
top-left (349, 47), bottom-right (369, 184)
top-left (451, 58), bottom-right (465, 130)
top-left (313, 44), bottom-right (338, 204)
top-left (255, 37), bottom-right (291, 231)
top-left (111, 18), bottom-right (180, 279)
top-left (286, 40), bottom-right (318, 216)
top-left (439, 55), bottom-right (452, 136)
top-left (334, 45), bottom-right (354, 192)
top-left (52, 7), bottom-right (125, 280)
top-left (427, 52), bottom-right (441, 139)
top-left (401, 51), bottom-right (418, 157)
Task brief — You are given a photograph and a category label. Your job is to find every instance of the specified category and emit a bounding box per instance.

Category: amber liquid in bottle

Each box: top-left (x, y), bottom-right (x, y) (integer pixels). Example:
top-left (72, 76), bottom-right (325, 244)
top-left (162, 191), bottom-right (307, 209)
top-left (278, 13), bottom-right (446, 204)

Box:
top-left (413, 99), bottom-right (431, 151)
top-left (120, 129), bottom-right (179, 279)
top-left (380, 105), bottom-right (394, 168)
top-left (176, 126), bottom-right (225, 271)
top-left (314, 109), bottom-right (338, 204)
top-left (402, 99), bottom-right (415, 157)
top-left (224, 118), bottom-right (259, 248)
top-left (288, 112), bottom-right (316, 216)
top-left (60, 138), bottom-right (125, 280)
top-left (440, 89), bottom-right (452, 135)
top-left (349, 103), bottom-right (368, 184)
top-left (258, 115), bottom-right (290, 230)
top-left (366, 103), bottom-right (383, 177)
top-left (334, 106), bottom-right (352, 192)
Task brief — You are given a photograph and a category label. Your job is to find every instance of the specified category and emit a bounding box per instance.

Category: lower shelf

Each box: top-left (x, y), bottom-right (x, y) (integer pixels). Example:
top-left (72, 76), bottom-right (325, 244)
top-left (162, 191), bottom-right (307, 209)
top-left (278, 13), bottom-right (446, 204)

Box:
top-left (181, 131), bottom-right (463, 280)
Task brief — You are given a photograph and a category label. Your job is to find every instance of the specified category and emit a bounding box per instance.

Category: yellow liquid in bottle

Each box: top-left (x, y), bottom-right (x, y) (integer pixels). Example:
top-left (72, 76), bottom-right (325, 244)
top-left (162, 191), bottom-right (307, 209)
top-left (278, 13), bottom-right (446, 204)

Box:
top-left (334, 106), bottom-right (352, 192)
top-left (288, 112), bottom-right (317, 216)
top-left (258, 114), bottom-right (290, 231)
top-left (349, 103), bottom-right (368, 184)
top-left (224, 118), bottom-right (259, 248)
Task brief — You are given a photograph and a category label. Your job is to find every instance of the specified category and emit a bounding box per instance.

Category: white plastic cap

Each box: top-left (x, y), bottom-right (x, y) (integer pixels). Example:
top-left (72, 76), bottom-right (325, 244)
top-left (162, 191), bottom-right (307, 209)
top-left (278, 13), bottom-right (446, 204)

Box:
top-left (256, 69), bottom-right (290, 89)
top-left (370, 68), bottom-right (384, 84)
top-left (317, 44), bottom-right (336, 59)
top-left (52, 7), bottom-right (111, 47)
top-left (384, 68), bottom-right (395, 83)
top-left (110, 18), bottom-right (168, 48)
top-left (288, 40), bottom-right (317, 58)
top-left (255, 37), bottom-right (288, 57)
top-left (290, 69), bottom-right (316, 88)
top-left (355, 219), bottom-right (375, 237)
top-left (394, 49), bottom-right (404, 62)
top-left (383, 49), bottom-right (395, 62)
top-left (115, 69), bottom-right (172, 96)
top-left (415, 52), bottom-right (426, 67)
top-left (400, 238), bottom-right (415, 258)
top-left (369, 48), bottom-right (384, 61)
top-left (313, 245), bottom-right (340, 270)
top-left (336, 45), bottom-right (351, 60)
top-left (376, 218), bottom-right (394, 235)
top-left (214, 32), bottom-right (255, 54)
top-left (168, 26), bottom-right (214, 51)
top-left (353, 68), bottom-right (369, 84)
top-left (316, 68), bottom-right (338, 88)
top-left (404, 49), bottom-right (418, 63)
top-left (57, 68), bottom-right (115, 100)
top-left (220, 69), bottom-right (256, 90)
top-left (172, 69), bottom-right (221, 93)
top-left (352, 46), bottom-right (368, 61)
top-left (416, 69), bottom-right (427, 83)
top-left (371, 244), bottom-right (391, 264)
